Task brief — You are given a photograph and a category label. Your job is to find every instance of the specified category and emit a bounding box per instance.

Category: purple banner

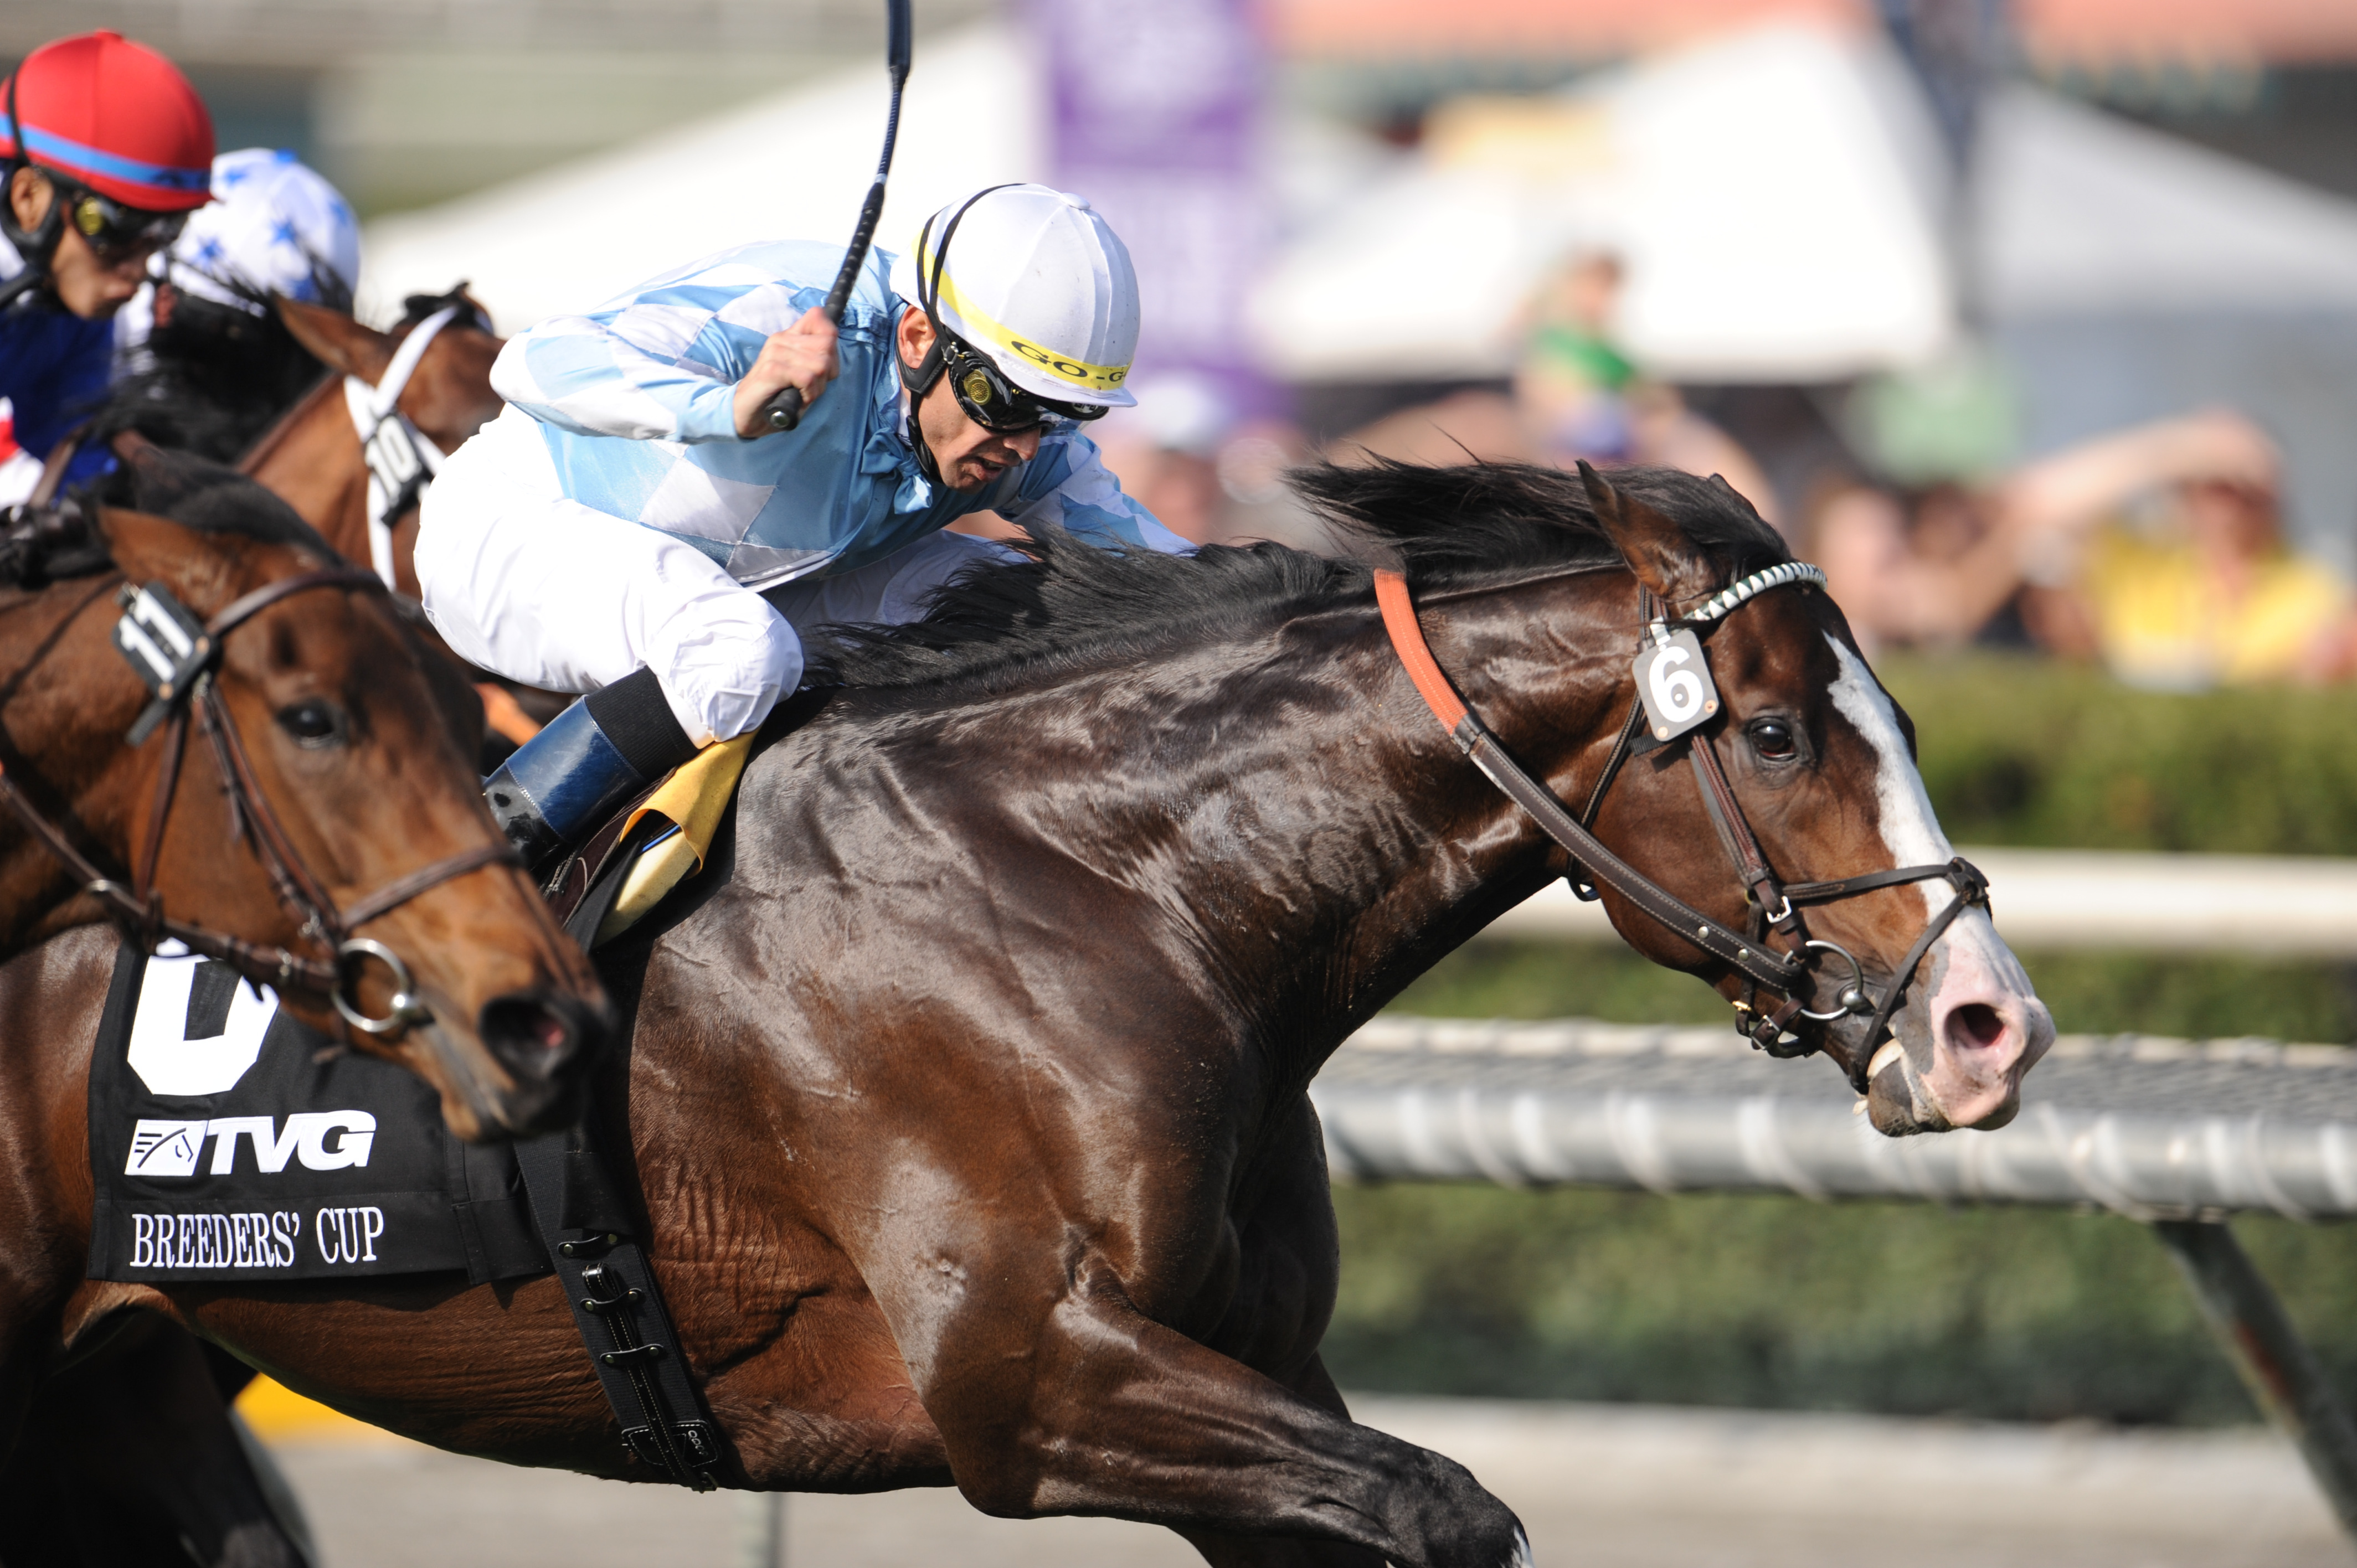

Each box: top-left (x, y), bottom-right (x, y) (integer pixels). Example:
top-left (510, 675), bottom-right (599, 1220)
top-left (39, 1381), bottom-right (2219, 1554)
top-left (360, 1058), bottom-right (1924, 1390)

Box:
top-left (1028, 0), bottom-right (1279, 424)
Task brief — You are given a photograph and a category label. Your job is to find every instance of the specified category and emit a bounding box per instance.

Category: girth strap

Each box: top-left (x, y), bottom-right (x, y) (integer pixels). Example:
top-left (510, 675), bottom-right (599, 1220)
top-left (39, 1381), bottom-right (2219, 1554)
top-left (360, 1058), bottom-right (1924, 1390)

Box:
top-left (513, 1132), bottom-right (722, 1489)
top-left (1374, 570), bottom-right (1809, 995)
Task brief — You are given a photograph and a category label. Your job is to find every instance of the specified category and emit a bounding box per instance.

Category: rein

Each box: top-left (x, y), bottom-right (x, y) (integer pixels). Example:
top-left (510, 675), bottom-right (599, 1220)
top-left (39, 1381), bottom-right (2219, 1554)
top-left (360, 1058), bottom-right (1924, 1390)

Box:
top-left (0, 558), bottom-right (520, 1035)
top-left (1374, 565), bottom-right (1989, 1091)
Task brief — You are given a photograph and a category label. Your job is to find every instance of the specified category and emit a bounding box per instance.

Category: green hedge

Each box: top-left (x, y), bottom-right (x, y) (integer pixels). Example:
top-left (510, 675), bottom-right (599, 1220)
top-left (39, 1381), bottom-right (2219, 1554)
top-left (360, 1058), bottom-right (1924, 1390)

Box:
top-left (1886, 651), bottom-right (2357, 855)
top-left (1325, 1185), bottom-right (2356, 1425)
top-left (1321, 655), bottom-right (2357, 1424)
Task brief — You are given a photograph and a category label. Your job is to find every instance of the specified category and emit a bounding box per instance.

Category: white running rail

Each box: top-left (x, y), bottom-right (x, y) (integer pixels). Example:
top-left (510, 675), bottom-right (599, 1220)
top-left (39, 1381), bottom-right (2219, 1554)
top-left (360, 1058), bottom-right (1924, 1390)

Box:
top-left (1488, 847), bottom-right (2357, 956)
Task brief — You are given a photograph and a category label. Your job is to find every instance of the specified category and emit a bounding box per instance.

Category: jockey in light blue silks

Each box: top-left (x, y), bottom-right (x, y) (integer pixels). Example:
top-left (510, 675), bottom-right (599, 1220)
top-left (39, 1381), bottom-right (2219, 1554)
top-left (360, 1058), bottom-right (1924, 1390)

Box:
top-left (418, 183), bottom-right (1189, 873)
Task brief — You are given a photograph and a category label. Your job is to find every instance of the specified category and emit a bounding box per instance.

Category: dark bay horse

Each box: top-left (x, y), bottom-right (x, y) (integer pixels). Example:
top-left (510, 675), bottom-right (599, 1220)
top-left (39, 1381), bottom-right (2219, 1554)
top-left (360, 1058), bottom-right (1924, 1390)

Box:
top-left (0, 463), bottom-right (2050, 1565)
top-left (0, 448), bottom-right (608, 1142)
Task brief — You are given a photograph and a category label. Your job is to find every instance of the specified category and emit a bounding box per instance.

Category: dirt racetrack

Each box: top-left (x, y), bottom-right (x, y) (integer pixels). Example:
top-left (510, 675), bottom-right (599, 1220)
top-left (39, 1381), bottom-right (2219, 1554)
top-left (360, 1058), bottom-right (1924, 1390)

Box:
top-left (248, 1385), bottom-right (2347, 1566)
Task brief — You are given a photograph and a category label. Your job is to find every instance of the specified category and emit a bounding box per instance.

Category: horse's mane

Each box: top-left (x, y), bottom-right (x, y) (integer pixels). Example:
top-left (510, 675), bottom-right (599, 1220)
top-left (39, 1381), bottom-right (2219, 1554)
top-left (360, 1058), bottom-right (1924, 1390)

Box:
top-left (113, 445), bottom-right (334, 553)
top-left (84, 283), bottom-right (483, 470)
top-left (1, 446), bottom-right (333, 589)
top-left (88, 295), bottom-right (331, 466)
top-left (394, 285), bottom-right (485, 329)
top-left (812, 461), bottom-right (1788, 698)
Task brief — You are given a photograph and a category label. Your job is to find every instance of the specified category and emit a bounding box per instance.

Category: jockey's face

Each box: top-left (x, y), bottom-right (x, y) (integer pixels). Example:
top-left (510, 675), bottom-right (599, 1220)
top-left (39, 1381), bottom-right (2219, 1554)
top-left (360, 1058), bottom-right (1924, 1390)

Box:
top-left (897, 308), bottom-right (1043, 493)
top-left (8, 168), bottom-right (158, 319)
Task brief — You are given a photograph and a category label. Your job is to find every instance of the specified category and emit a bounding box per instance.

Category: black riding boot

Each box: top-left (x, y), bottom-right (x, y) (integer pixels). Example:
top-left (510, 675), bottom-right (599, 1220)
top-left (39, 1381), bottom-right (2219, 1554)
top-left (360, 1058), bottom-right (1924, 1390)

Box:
top-left (483, 667), bottom-right (700, 875)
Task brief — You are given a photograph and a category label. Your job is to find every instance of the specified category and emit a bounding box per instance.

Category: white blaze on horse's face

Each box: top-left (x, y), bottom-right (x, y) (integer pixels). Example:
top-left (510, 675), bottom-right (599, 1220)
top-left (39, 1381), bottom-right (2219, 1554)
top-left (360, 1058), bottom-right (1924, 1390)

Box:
top-left (1825, 637), bottom-right (2055, 1132)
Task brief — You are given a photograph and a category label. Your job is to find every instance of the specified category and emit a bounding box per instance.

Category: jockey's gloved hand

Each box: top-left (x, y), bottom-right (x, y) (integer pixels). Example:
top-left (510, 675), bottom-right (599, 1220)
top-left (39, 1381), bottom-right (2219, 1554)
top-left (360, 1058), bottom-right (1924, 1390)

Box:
top-left (732, 307), bottom-right (841, 439)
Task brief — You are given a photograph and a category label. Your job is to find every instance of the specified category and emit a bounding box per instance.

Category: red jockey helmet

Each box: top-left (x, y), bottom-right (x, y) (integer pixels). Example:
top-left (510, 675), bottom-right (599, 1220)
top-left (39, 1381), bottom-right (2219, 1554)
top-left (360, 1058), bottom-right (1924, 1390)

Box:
top-left (1, 31), bottom-right (214, 213)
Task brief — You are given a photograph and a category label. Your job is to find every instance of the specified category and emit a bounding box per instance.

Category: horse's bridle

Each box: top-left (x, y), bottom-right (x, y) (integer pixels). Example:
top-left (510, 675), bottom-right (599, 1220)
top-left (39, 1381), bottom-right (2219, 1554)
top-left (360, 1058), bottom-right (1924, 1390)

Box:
top-left (0, 554), bottom-right (521, 1036)
top-left (1376, 564), bottom-right (1990, 1091)
top-left (344, 302), bottom-right (474, 588)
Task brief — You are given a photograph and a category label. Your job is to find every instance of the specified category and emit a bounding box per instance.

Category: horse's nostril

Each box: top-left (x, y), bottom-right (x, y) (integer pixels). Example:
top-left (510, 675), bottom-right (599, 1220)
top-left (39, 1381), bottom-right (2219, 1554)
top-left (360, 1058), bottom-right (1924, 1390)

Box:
top-left (480, 996), bottom-right (578, 1077)
top-left (1949, 1002), bottom-right (2006, 1050)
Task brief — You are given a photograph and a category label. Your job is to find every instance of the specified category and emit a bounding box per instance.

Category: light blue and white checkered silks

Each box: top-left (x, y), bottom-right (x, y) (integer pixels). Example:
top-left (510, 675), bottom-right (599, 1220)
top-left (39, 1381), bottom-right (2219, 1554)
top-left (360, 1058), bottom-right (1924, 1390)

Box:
top-left (490, 240), bottom-right (1186, 589)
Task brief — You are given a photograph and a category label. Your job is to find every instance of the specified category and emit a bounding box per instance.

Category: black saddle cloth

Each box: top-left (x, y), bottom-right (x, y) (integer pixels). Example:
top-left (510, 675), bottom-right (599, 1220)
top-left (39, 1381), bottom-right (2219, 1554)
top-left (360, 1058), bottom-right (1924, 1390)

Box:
top-left (85, 940), bottom-right (574, 1285)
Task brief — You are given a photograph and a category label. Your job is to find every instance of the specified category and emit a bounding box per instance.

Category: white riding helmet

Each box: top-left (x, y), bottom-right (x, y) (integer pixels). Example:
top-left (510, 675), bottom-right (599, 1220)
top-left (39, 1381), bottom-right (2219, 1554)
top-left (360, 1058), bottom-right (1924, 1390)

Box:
top-left (168, 148), bottom-right (362, 312)
top-left (889, 184), bottom-right (1140, 411)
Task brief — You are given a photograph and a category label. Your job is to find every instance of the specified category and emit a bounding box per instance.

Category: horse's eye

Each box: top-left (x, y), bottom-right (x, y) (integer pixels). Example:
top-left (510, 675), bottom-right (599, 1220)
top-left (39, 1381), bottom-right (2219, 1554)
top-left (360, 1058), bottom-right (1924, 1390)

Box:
top-left (277, 698), bottom-right (344, 748)
top-left (1749, 717), bottom-right (1798, 761)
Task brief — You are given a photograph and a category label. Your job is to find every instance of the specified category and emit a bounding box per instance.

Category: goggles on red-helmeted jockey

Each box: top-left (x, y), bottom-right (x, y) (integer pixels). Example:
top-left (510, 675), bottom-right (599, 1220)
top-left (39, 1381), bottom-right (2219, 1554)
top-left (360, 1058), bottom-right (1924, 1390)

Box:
top-left (52, 177), bottom-right (186, 264)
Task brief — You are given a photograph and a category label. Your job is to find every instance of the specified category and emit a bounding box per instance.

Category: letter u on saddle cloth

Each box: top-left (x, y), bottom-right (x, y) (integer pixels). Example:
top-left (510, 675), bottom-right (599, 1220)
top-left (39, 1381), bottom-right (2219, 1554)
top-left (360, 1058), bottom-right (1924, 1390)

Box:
top-left (1373, 566), bottom-right (1989, 1089)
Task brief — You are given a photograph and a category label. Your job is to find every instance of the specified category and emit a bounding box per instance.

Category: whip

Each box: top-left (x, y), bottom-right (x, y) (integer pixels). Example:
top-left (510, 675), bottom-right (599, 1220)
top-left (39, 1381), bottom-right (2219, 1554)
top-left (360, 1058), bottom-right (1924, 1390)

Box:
top-left (760, 0), bottom-right (914, 433)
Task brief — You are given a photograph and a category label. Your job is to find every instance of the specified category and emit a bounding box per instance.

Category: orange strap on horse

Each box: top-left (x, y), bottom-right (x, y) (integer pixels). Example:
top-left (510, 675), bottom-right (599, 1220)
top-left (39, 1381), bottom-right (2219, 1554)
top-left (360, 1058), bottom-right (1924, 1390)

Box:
top-left (1372, 569), bottom-right (1469, 737)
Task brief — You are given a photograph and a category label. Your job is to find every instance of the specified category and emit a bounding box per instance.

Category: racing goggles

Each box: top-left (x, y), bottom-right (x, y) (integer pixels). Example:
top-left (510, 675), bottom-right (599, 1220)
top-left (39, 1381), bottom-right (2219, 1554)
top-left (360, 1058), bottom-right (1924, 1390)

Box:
top-left (57, 179), bottom-right (187, 264)
top-left (939, 334), bottom-right (1108, 432)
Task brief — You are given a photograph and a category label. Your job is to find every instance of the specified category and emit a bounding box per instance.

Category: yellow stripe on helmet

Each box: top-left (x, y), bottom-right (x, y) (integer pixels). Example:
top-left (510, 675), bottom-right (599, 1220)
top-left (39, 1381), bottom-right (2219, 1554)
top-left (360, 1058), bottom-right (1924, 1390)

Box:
top-left (922, 243), bottom-right (1131, 394)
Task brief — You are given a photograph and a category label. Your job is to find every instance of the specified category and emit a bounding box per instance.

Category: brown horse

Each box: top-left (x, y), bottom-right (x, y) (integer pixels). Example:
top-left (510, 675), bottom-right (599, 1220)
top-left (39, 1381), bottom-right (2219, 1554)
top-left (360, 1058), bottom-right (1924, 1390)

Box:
top-left (255, 290), bottom-right (559, 744)
top-left (0, 464), bottom-right (2049, 1565)
top-left (247, 291), bottom-right (504, 605)
top-left (0, 448), bottom-right (609, 1142)
top-left (89, 285), bottom-right (550, 747)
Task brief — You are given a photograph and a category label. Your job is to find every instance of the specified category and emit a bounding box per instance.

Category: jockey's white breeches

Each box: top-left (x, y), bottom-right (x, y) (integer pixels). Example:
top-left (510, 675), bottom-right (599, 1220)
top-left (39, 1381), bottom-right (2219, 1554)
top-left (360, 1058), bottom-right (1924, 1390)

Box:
top-left (417, 406), bottom-right (1010, 745)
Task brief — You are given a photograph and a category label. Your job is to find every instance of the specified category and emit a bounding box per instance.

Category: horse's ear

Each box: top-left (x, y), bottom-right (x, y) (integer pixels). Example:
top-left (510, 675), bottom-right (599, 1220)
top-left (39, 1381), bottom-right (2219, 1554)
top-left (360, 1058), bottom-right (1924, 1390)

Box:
top-left (96, 507), bottom-right (238, 615)
top-left (1578, 460), bottom-right (1700, 600)
top-left (274, 295), bottom-right (394, 384)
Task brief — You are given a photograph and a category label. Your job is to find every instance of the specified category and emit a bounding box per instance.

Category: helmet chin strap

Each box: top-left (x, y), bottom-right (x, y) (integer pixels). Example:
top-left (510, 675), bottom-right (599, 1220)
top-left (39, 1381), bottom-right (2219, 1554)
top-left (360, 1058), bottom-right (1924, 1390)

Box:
top-left (0, 202), bottom-right (64, 311)
top-left (0, 73), bottom-right (66, 311)
top-left (896, 185), bottom-right (1021, 488)
top-left (896, 322), bottom-right (946, 487)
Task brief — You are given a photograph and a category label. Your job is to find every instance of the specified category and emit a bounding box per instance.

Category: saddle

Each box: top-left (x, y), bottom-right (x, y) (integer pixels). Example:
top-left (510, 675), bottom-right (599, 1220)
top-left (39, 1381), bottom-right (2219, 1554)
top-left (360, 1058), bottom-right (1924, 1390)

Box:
top-left (541, 685), bottom-right (833, 947)
top-left (544, 733), bottom-right (754, 946)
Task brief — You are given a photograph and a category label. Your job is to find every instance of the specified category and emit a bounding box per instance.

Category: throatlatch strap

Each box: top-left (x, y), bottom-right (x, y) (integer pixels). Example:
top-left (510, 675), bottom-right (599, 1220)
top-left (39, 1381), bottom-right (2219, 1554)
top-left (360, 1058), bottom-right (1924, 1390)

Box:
top-left (514, 1132), bottom-right (722, 1489)
top-left (1372, 570), bottom-right (1809, 995)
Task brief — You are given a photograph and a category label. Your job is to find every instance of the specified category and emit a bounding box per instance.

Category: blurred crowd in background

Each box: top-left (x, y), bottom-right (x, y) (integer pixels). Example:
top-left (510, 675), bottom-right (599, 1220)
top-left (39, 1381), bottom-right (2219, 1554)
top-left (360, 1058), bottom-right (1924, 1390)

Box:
top-left (10, 0), bottom-right (2357, 693)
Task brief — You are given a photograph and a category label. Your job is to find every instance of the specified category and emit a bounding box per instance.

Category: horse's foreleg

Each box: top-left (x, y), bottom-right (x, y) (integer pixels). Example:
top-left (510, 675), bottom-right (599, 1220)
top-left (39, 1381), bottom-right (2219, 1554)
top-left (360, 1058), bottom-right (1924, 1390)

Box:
top-left (913, 1263), bottom-right (1529, 1568)
top-left (1170, 1353), bottom-right (1390, 1568)
top-left (0, 1313), bottom-right (309, 1567)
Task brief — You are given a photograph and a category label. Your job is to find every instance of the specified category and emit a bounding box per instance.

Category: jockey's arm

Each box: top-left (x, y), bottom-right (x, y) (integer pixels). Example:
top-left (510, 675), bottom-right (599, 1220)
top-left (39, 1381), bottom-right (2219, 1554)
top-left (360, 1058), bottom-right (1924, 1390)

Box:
top-left (488, 300), bottom-right (838, 444)
top-left (987, 430), bottom-right (1194, 556)
top-left (2, 310), bottom-right (116, 485)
